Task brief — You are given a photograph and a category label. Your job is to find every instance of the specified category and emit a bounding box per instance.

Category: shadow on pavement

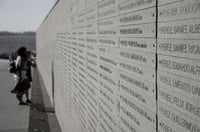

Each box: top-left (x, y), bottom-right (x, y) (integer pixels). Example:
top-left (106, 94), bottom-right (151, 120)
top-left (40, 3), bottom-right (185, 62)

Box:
top-left (28, 69), bottom-right (61, 132)
top-left (28, 69), bottom-right (50, 132)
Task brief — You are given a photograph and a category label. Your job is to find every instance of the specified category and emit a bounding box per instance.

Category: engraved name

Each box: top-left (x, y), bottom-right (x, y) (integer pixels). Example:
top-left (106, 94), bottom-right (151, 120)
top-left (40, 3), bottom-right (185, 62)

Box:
top-left (99, 9), bottom-right (116, 18)
top-left (119, 62), bottom-right (144, 76)
top-left (99, 38), bottom-right (116, 45)
top-left (159, 42), bottom-right (200, 55)
top-left (99, 29), bottom-right (116, 35)
top-left (120, 28), bottom-right (143, 34)
top-left (99, 20), bottom-right (114, 26)
top-left (121, 83), bottom-right (146, 104)
top-left (120, 15), bottom-right (142, 23)
top-left (120, 73), bottom-right (148, 91)
top-left (120, 116), bottom-right (137, 132)
top-left (159, 59), bottom-right (200, 76)
top-left (159, 106), bottom-right (200, 131)
top-left (160, 2), bottom-right (200, 18)
top-left (119, 0), bottom-right (155, 11)
top-left (98, 0), bottom-right (115, 9)
top-left (120, 51), bottom-right (147, 63)
top-left (159, 90), bottom-right (200, 117)
top-left (120, 105), bottom-right (140, 126)
top-left (160, 74), bottom-right (200, 97)
top-left (120, 95), bottom-right (154, 122)
top-left (100, 56), bottom-right (117, 66)
top-left (120, 39), bottom-right (147, 49)
top-left (159, 24), bottom-right (200, 35)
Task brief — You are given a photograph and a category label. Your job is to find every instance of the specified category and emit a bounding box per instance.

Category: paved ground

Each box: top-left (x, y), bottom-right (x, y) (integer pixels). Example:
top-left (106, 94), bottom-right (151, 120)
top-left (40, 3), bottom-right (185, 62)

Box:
top-left (0, 59), bottom-right (29, 132)
top-left (0, 59), bottom-right (61, 132)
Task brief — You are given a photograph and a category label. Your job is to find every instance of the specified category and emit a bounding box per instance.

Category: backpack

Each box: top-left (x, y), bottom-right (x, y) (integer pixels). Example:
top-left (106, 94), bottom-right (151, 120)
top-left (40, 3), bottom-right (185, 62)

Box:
top-left (9, 61), bottom-right (17, 73)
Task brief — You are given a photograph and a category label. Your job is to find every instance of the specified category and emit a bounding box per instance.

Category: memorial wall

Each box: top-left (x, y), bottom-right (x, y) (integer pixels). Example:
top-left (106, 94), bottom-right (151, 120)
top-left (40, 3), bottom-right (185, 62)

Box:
top-left (36, 0), bottom-right (200, 132)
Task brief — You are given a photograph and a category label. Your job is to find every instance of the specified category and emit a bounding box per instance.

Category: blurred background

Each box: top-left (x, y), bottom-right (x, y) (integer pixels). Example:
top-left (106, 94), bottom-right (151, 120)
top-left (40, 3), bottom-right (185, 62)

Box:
top-left (0, 0), bottom-right (55, 59)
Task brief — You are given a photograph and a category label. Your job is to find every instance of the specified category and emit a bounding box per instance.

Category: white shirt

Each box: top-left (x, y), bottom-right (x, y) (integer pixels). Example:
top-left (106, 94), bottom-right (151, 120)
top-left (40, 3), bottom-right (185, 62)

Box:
top-left (14, 56), bottom-right (28, 80)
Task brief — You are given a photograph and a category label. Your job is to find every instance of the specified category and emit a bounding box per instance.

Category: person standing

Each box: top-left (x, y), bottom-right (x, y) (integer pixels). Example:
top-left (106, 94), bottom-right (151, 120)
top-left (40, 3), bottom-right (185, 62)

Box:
top-left (25, 51), bottom-right (36, 104)
top-left (15, 47), bottom-right (31, 105)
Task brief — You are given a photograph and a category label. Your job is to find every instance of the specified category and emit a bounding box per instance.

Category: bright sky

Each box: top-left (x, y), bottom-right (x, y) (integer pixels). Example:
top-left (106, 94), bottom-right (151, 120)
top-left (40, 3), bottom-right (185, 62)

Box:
top-left (0, 0), bottom-right (55, 32)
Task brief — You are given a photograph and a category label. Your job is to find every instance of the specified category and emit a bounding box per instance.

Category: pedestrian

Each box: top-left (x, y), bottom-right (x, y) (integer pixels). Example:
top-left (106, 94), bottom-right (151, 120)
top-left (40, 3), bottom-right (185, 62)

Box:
top-left (15, 47), bottom-right (31, 105)
top-left (9, 51), bottom-right (16, 63)
top-left (24, 51), bottom-right (36, 104)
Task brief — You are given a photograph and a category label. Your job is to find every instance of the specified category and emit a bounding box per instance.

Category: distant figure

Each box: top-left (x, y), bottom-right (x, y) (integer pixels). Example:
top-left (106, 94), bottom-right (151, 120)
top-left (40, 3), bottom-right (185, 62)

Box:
top-left (9, 51), bottom-right (16, 63)
top-left (25, 51), bottom-right (36, 103)
top-left (14, 47), bottom-right (31, 105)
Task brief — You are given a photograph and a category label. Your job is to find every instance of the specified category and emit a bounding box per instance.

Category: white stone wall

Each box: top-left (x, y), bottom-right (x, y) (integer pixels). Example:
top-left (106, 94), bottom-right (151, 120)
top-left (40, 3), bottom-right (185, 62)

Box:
top-left (37, 0), bottom-right (200, 132)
